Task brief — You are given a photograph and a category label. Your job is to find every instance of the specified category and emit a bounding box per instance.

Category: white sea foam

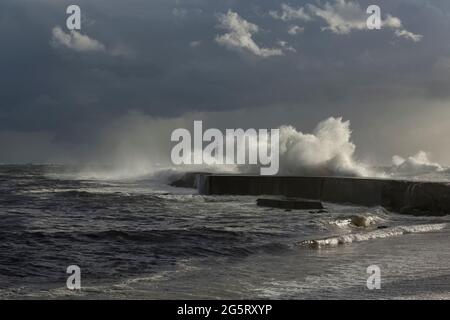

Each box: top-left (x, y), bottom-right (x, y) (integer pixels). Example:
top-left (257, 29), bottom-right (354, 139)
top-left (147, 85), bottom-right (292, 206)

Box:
top-left (300, 223), bottom-right (447, 248)
top-left (275, 117), bottom-right (378, 177)
top-left (390, 151), bottom-right (444, 176)
top-left (329, 214), bottom-right (384, 228)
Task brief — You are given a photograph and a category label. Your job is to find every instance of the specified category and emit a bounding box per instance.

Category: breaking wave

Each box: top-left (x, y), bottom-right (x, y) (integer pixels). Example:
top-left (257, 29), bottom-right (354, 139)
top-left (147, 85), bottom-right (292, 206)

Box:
top-left (274, 118), bottom-right (446, 179)
top-left (329, 213), bottom-right (386, 229)
top-left (73, 114), bottom-right (447, 180)
top-left (390, 151), bottom-right (444, 176)
top-left (299, 223), bottom-right (447, 248)
top-left (276, 117), bottom-right (376, 177)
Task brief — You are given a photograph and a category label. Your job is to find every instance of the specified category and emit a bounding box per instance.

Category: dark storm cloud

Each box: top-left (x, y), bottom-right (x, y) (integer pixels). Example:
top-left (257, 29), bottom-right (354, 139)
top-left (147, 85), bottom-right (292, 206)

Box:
top-left (1, 0), bottom-right (450, 163)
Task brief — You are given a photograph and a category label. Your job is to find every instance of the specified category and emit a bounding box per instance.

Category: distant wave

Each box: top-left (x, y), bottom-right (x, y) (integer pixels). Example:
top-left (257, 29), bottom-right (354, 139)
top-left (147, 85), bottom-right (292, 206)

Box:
top-left (389, 151), bottom-right (445, 177)
top-left (299, 223), bottom-right (447, 248)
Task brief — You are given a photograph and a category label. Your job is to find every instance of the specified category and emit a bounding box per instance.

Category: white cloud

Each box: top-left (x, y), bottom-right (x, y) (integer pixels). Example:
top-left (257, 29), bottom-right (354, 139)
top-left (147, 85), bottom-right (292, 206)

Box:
top-left (278, 40), bottom-right (297, 53)
top-left (190, 40), bottom-right (202, 48)
top-left (288, 25), bottom-right (304, 35)
top-left (271, 1), bottom-right (422, 42)
top-left (51, 26), bottom-right (105, 52)
top-left (383, 14), bottom-right (402, 29)
top-left (215, 10), bottom-right (283, 58)
top-left (270, 4), bottom-right (311, 21)
top-left (394, 29), bottom-right (423, 42)
top-left (308, 0), bottom-right (370, 34)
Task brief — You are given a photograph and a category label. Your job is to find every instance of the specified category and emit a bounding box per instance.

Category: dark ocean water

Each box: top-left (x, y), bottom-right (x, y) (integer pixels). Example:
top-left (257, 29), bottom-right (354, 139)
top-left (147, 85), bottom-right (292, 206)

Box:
top-left (0, 165), bottom-right (449, 299)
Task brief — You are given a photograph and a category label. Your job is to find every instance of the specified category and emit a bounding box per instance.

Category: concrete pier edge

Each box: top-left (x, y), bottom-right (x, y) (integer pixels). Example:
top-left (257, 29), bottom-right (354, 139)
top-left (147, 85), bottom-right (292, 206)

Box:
top-left (172, 172), bottom-right (450, 216)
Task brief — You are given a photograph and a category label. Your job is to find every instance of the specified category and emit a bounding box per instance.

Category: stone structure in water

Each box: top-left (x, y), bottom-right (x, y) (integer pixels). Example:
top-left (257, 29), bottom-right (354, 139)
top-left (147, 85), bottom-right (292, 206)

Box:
top-left (171, 173), bottom-right (450, 216)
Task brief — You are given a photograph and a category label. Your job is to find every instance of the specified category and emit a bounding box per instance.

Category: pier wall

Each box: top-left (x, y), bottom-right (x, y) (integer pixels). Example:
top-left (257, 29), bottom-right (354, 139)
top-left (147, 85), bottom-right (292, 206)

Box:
top-left (193, 174), bottom-right (450, 216)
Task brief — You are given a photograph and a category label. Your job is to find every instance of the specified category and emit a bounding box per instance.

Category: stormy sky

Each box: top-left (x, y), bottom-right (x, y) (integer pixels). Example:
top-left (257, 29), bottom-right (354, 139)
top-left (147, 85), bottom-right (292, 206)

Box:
top-left (1, 0), bottom-right (450, 166)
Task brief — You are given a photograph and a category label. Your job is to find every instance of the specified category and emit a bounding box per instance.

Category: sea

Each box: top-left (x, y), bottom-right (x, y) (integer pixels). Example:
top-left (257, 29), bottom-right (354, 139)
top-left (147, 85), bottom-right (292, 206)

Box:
top-left (0, 164), bottom-right (449, 299)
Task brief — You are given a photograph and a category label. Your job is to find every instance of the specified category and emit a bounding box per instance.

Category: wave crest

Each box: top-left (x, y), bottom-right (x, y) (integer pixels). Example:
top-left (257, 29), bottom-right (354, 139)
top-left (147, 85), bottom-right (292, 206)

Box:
top-left (299, 223), bottom-right (447, 248)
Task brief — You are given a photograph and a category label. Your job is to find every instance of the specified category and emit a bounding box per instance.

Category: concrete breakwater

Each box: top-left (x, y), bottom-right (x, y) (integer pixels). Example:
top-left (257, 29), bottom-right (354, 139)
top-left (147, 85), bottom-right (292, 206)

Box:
top-left (172, 173), bottom-right (450, 216)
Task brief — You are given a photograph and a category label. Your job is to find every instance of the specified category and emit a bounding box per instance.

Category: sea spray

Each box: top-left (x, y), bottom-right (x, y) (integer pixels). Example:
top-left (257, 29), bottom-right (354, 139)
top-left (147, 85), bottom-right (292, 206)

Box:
top-left (276, 117), bottom-right (373, 176)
